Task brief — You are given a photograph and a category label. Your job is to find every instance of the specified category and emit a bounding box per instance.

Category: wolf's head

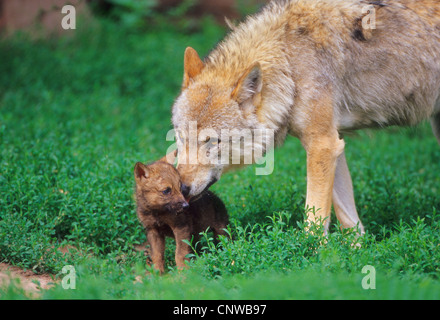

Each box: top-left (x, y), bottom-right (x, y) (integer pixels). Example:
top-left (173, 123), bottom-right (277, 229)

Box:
top-left (172, 47), bottom-right (270, 198)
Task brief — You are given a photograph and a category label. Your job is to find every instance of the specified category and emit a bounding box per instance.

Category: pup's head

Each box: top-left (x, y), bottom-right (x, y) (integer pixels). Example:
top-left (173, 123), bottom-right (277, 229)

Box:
top-left (172, 47), bottom-right (267, 197)
top-left (134, 160), bottom-right (190, 214)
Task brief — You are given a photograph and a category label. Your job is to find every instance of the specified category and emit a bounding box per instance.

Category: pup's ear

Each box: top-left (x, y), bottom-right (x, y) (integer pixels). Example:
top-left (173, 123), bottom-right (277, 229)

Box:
top-left (183, 47), bottom-right (204, 88)
top-left (231, 63), bottom-right (263, 106)
top-left (134, 162), bottom-right (149, 181)
top-left (159, 149), bottom-right (177, 165)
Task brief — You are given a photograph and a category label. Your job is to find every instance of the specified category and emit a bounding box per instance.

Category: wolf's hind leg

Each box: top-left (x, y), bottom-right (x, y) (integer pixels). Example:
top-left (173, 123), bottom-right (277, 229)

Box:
top-left (431, 113), bottom-right (440, 145)
top-left (332, 151), bottom-right (365, 234)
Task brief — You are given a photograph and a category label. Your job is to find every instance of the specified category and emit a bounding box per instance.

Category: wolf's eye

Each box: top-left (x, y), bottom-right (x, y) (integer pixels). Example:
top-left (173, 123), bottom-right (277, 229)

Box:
top-left (162, 187), bottom-right (171, 195)
top-left (177, 131), bottom-right (184, 142)
top-left (204, 136), bottom-right (221, 148)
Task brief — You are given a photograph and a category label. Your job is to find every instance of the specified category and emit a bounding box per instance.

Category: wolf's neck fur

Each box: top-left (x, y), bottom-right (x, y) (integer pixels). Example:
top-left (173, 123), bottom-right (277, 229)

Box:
top-left (203, 0), bottom-right (420, 140)
top-left (205, 2), bottom-right (290, 82)
top-left (205, 3), bottom-right (295, 137)
top-left (201, 0), bottom-right (363, 139)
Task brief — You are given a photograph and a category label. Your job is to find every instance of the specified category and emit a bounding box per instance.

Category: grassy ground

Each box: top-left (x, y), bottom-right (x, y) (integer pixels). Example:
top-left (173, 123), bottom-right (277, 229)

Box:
top-left (1, 18), bottom-right (440, 300)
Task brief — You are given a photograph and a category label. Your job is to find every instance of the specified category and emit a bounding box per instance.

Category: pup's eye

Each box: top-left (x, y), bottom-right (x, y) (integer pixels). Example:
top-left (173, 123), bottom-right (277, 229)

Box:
top-left (162, 187), bottom-right (171, 195)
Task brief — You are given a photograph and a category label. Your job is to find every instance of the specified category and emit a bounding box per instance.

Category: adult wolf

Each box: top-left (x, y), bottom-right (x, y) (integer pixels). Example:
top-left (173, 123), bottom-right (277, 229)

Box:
top-left (171, 0), bottom-right (440, 234)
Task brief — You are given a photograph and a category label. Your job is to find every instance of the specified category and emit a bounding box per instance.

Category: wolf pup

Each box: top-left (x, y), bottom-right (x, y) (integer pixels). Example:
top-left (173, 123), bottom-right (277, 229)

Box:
top-left (171, 0), bottom-right (440, 235)
top-left (134, 159), bottom-right (229, 273)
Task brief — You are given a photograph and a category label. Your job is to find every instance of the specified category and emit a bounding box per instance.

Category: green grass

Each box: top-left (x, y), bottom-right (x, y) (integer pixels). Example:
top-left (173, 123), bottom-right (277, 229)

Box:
top-left (1, 17), bottom-right (440, 300)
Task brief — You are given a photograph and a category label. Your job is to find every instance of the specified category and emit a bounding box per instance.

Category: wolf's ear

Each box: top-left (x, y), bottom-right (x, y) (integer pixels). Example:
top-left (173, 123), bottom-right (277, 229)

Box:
top-left (183, 47), bottom-right (204, 88)
top-left (231, 63), bottom-right (263, 105)
top-left (159, 149), bottom-right (177, 165)
top-left (134, 162), bottom-right (149, 181)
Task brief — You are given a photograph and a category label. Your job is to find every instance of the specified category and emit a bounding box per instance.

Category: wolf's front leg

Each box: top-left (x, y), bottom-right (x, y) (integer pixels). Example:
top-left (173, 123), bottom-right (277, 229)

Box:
top-left (303, 130), bottom-right (344, 234)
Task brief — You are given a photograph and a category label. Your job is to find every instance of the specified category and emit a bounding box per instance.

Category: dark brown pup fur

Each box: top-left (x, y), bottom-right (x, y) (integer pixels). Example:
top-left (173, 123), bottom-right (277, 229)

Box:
top-left (134, 160), bottom-right (229, 273)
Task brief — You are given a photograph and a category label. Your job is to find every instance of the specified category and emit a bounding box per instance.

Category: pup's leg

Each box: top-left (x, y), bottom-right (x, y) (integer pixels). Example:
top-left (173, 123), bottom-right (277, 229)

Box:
top-left (431, 113), bottom-right (440, 145)
top-left (332, 151), bottom-right (365, 234)
top-left (147, 228), bottom-right (166, 274)
top-left (173, 227), bottom-right (192, 270)
top-left (303, 128), bottom-right (344, 234)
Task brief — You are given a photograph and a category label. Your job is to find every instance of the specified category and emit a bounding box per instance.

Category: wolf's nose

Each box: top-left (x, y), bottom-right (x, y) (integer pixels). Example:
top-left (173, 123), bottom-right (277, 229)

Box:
top-left (182, 201), bottom-right (189, 209)
top-left (181, 184), bottom-right (190, 198)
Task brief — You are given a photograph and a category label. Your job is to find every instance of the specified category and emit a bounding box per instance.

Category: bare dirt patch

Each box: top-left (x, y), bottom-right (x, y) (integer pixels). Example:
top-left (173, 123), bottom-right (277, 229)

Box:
top-left (0, 263), bottom-right (57, 298)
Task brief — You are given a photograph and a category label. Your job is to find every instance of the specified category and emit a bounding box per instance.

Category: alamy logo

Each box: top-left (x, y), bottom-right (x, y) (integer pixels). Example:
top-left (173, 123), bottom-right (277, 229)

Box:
top-left (61, 265), bottom-right (76, 289)
top-left (61, 5), bottom-right (76, 30)
top-left (362, 5), bottom-right (376, 30)
top-left (165, 121), bottom-right (275, 175)
top-left (361, 265), bottom-right (376, 290)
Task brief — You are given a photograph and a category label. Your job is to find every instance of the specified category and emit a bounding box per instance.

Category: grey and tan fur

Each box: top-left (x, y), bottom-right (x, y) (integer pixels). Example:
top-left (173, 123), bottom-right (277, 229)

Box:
top-left (171, 0), bottom-right (440, 234)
